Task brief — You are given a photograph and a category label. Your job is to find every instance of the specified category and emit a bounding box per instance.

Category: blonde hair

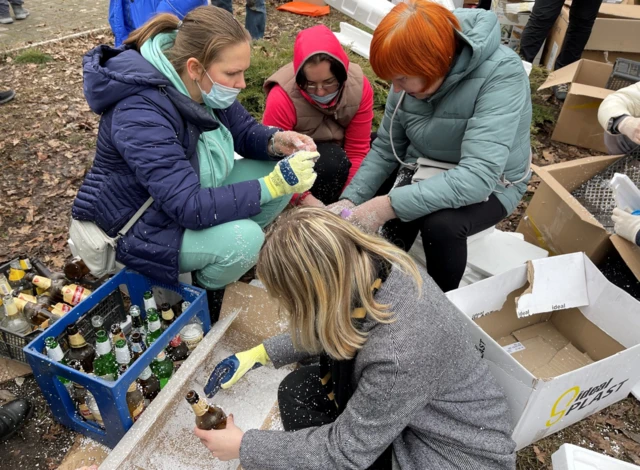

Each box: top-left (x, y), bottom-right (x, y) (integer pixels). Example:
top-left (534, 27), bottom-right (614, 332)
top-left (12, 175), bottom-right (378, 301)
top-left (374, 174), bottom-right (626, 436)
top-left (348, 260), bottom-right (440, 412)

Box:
top-left (257, 207), bottom-right (422, 361)
top-left (124, 6), bottom-right (251, 76)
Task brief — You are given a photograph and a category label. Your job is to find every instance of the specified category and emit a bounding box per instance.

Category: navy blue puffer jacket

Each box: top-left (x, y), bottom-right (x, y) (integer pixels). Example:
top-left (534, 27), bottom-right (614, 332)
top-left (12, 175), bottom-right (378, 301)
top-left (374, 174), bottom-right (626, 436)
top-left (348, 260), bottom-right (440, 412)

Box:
top-left (72, 45), bottom-right (278, 285)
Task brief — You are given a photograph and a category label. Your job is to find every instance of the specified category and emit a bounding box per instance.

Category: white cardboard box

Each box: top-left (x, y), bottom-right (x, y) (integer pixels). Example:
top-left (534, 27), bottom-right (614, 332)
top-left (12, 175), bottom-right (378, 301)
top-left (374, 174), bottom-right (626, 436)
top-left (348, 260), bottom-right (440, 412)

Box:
top-left (552, 443), bottom-right (640, 470)
top-left (446, 252), bottom-right (640, 450)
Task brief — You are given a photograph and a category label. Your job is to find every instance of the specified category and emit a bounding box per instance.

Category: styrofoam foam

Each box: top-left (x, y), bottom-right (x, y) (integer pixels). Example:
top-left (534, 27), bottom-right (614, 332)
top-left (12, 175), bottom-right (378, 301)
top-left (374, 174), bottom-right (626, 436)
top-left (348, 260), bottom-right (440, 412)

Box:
top-left (334, 22), bottom-right (372, 59)
top-left (552, 444), bottom-right (640, 470)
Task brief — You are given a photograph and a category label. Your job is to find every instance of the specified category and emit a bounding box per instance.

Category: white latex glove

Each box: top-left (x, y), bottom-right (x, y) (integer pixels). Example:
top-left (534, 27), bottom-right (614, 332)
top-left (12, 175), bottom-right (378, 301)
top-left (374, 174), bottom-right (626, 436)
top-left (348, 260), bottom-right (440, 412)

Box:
top-left (618, 117), bottom-right (640, 144)
top-left (612, 208), bottom-right (640, 245)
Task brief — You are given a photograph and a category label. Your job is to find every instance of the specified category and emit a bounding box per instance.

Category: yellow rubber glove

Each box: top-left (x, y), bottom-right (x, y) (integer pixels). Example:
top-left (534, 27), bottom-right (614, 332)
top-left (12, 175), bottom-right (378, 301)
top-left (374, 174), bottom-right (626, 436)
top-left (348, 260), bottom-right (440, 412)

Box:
top-left (263, 151), bottom-right (319, 199)
top-left (204, 344), bottom-right (270, 397)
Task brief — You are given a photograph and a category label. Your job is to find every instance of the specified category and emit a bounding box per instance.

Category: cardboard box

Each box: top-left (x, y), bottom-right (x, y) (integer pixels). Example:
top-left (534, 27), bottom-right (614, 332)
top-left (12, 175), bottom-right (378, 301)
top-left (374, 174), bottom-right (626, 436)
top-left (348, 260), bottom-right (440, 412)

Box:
top-left (516, 156), bottom-right (640, 281)
top-left (542, 3), bottom-right (640, 70)
top-left (446, 253), bottom-right (640, 450)
top-left (538, 59), bottom-right (614, 153)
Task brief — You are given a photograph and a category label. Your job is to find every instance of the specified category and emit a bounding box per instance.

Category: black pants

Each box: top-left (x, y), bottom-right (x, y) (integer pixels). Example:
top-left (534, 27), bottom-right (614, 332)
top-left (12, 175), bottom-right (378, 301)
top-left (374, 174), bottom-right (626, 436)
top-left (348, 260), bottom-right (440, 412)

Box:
top-left (520, 0), bottom-right (602, 69)
top-left (375, 169), bottom-right (507, 292)
top-left (278, 365), bottom-right (393, 470)
top-left (310, 142), bottom-right (351, 205)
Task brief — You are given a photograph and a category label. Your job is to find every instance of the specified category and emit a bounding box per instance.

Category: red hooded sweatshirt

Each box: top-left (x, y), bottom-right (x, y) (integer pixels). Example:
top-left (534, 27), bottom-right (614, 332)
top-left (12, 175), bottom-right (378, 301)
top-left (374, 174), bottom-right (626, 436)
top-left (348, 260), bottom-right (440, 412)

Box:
top-left (262, 25), bottom-right (374, 187)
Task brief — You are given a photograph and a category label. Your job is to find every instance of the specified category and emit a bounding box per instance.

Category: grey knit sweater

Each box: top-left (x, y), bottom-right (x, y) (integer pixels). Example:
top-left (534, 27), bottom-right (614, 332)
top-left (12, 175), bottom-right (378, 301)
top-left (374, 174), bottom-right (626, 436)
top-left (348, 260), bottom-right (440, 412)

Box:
top-left (239, 266), bottom-right (516, 470)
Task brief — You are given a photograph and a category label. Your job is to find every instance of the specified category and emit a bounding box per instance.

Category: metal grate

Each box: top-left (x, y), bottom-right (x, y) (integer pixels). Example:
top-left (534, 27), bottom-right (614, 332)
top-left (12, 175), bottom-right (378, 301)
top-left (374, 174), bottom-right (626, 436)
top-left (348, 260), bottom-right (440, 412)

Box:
top-left (605, 58), bottom-right (640, 91)
top-left (571, 150), bottom-right (640, 233)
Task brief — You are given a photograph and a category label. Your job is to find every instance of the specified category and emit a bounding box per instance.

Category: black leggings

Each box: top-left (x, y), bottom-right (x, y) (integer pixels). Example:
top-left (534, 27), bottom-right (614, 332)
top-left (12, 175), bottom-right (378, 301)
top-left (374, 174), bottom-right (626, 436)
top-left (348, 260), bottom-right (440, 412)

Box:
top-left (310, 142), bottom-right (352, 205)
top-left (278, 365), bottom-right (393, 470)
top-left (376, 169), bottom-right (507, 292)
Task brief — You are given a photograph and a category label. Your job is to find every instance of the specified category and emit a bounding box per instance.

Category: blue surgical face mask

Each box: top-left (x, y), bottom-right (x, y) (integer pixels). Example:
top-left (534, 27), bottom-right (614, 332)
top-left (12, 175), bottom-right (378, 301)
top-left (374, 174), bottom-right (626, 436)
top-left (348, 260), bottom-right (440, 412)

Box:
top-left (310, 89), bottom-right (340, 105)
top-left (198, 71), bottom-right (241, 109)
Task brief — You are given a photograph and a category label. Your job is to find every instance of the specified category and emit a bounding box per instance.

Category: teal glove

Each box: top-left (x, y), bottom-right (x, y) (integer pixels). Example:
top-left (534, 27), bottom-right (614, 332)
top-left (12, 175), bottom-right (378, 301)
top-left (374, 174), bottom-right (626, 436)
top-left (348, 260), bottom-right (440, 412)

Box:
top-left (204, 344), bottom-right (270, 397)
top-left (262, 151), bottom-right (319, 199)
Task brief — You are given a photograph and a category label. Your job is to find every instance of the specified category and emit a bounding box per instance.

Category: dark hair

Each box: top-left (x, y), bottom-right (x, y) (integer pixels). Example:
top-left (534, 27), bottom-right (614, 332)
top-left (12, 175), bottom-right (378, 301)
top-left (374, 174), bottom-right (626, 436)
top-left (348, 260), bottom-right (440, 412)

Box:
top-left (123, 6), bottom-right (250, 76)
top-left (295, 53), bottom-right (348, 90)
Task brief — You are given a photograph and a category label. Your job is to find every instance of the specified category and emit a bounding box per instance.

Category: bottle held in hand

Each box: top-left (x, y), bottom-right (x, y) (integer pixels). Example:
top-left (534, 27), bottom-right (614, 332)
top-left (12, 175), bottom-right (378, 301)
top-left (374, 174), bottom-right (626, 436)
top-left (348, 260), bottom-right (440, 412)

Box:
top-left (185, 390), bottom-right (227, 430)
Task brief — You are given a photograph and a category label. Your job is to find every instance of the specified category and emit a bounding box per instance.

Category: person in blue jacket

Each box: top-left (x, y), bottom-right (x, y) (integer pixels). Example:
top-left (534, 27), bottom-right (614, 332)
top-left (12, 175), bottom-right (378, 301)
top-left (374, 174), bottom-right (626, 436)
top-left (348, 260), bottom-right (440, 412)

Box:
top-left (109, 0), bottom-right (207, 47)
top-left (73, 6), bottom-right (318, 321)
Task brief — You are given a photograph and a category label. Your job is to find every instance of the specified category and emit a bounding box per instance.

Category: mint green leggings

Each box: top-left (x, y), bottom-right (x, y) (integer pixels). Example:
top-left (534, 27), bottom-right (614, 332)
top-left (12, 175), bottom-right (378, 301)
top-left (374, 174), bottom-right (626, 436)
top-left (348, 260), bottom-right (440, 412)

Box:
top-left (179, 159), bottom-right (289, 289)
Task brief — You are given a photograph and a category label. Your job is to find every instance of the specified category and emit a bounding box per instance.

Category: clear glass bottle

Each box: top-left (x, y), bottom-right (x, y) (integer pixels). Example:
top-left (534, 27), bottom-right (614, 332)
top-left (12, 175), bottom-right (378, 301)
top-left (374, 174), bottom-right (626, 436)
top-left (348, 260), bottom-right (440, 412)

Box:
top-left (0, 294), bottom-right (32, 335)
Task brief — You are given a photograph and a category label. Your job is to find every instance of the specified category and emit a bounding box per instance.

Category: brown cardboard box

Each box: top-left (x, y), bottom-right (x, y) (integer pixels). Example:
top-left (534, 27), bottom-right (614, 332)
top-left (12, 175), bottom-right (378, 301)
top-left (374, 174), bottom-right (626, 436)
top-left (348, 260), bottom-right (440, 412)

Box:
top-left (516, 156), bottom-right (640, 281)
top-left (538, 60), bottom-right (614, 153)
top-left (542, 3), bottom-right (640, 69)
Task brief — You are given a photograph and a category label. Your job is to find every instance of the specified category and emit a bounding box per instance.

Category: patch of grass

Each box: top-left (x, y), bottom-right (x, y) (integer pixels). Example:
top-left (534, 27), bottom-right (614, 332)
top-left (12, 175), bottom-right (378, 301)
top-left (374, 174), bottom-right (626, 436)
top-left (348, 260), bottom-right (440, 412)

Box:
top-left (14, 48), bottom-right (53, 64)
top-left (239, 40), bottom-right (389, 128)
top-left (529, 66), bottom-right (557, 135)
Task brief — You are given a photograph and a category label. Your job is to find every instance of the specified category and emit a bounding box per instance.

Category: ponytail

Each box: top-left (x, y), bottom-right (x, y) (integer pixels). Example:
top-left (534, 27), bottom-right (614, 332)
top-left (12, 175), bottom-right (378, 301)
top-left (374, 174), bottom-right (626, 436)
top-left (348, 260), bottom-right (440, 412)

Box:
top-left (122, 6), bottom-right (250, 75)
top-left (124, 13), bottom-right (181, 48)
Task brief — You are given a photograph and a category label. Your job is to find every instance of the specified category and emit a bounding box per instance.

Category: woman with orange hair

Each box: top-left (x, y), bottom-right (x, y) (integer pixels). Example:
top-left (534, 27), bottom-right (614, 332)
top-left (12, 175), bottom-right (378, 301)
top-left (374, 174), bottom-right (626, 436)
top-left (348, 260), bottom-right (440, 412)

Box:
top-left (331, 0), bottom-right (532, 293)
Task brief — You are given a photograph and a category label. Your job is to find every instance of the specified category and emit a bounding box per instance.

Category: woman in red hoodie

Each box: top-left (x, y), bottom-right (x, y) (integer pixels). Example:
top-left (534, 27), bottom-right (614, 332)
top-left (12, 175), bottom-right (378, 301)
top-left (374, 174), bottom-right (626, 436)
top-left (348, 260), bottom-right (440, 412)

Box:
top-left (263, 25), bottom-right (374, 207)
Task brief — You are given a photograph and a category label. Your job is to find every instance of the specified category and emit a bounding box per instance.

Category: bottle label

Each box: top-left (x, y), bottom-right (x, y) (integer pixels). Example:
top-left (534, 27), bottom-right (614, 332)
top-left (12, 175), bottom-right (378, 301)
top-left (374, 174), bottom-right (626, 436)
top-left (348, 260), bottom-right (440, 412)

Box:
top-left (116, 347), bottom-right (131, 364)
top-left (148, 319), bottom-right (161, 333)
top-left (68, 333), bottom-right (87, 348)
top-left (161, 310), bottom-right (174, 321)
top-left (131, 401), bottom-right (144, 421)
top-left (62, 285), bottom-right (91, 306)
top-left (191, 399), bottom-right (208, 417)
top-left (47, 345), bottom-right (65, 362)
top-left (18, 293), bottom-right (37, 304)
top-left (0, 278), bottom-right (11, 295)
top-left (139, 366), bottom-right (152, 381)
top-left (180, 325), bottom-right (204, 351)
top-left (19, 259), bottom-right (33, 270)
top-left (8, 267), bottom-right (25, 282)
top-left (143, 296), bottom-right (157, 312)
top-left (131, 342), bottom-right (145, 354)
top-left (156, 351), bottom-right (166, 362)
top-left (169, 336), bottom-right (182, 348)
top-left (78, 403), bottom-right (94, 420)
top-left (6, 299), bottom-right (21, 317)
top-left (32, 275), bottom-right (52, 290)
top-left (54, 303), bottom-right (72, 313)
top-left (96, 340), bottom-right (112, 356)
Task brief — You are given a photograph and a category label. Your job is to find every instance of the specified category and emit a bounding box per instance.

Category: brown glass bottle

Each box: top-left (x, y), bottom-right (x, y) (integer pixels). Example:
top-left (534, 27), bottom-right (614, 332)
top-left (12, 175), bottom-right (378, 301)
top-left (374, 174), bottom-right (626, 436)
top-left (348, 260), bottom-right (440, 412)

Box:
top-left (185, 390), bottom-right (227, 430)
top-left (120, 364), bottom-right (145, 421)
top-left (31, 258), bottom-right (66, 280)
top-left (138, 366), bottom-right (160, 405)
top-left (166, 335), bottom-right (189, 368)
top-left (129, 332), bottom-right (146, 361)
top-left (13, 297), bottom-right (51, 325)
top-left (24, 274), bottom-right (92, 306)
top-left (64, 257), bottom-right (91, 281)
top-left (66, 323), bottom-right (96, 373)
top-left (68, 360), bottom-right (95, 422)
top-left (160, 303), bottom-right (174, 330)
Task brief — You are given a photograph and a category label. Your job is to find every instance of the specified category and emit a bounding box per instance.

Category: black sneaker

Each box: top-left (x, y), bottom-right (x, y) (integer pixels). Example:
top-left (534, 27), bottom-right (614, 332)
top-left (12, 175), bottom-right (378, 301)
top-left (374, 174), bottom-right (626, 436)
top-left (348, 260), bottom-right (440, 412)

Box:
top-left (0, 398), bottom-right (34, 441)
top-left (0, 90), bottom-right (16, 105)
top-left (553, 83), bottom-right (569, 101)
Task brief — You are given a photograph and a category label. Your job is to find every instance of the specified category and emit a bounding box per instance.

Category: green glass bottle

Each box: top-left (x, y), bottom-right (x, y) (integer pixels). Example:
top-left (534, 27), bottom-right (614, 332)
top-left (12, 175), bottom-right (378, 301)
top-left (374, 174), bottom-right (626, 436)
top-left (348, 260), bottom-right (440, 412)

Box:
top-left (115, 339), bottom-right (133, 367)
top-left (143, 291), bottom-right (157, 313)
top-left (145, 312), bottom-right (162, 346)
top-left (93, 330), bottom-right (118, 381)
top-left (44, 336), bottom-right (71, 388)
top-left (150, 350), bottom-right (174, 389)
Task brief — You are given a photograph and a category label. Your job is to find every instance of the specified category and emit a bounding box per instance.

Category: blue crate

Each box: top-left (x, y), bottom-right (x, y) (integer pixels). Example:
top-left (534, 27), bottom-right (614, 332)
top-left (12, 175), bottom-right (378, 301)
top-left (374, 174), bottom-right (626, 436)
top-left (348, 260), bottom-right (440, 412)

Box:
top-left (24, 268), bottom-right (210, 448)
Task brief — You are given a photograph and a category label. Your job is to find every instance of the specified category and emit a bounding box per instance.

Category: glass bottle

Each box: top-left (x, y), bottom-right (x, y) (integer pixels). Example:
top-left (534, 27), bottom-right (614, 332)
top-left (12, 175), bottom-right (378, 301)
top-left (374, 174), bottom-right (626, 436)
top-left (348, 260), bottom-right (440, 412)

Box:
top-left (24, 274), bottom-right (91, 306)
top-left (93, 330), bottom-right (118, 381)
top-left (114, 339), bottom-right (132, 367)
top-left (66, 323), bottom-right (96, 373)
top-left (1, 294), bottom-right (32, 335)
top-left (160, 303), bottom-right (174, 331)
top-left (150, 350), bottom-right (173, 389)
top-left (31, 258), bottom-right (66, 280)
top-left (44, 336), bottom-right (72, 390)
top-left (63, 256), bottom-right (90, 281)
top-left (91, 315), bottom-right (105, 335)
top-left (130, 332), bottom-right (146, 362)
top-left (143, 291), bottom-right (157, 313)
top-left (138, 366), bottom-right (160, 406)
top-left (68, 360), bottom-right (94, 422)
top-left (145, 311), bottom-right (162, 346)
top-left (110, 323), bottom-right (127, 347)
top-left (185, 390), bottom-right (227, 430)
top-left (179, 318), bottom-right (204, 352)
top-left (85, 382), bottom-right (104, 428)
top-left (11, 296), bottom-right (48, 329)
top-left (166, 335), bottom-right (189, 369)
top-left (120, 365), bottom-right (145, 421)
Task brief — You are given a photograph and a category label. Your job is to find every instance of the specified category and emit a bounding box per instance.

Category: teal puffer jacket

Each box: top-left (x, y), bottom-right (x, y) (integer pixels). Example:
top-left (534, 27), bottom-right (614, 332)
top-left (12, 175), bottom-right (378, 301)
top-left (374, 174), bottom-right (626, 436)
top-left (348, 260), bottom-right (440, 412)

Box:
top-left (341, 9), bottom-right (532, 221)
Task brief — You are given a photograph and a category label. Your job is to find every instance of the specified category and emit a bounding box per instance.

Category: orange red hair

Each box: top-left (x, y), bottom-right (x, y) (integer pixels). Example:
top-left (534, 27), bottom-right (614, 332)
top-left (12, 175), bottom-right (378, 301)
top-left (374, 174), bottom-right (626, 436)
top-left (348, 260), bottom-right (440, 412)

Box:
top-left (370, 0), bottom-right (460, 89)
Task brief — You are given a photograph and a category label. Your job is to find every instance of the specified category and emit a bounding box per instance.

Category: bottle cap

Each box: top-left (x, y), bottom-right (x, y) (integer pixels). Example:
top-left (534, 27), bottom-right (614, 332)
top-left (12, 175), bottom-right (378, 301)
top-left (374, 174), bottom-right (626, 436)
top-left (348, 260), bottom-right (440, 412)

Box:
top-left (91, 315), bottom-right (104, 329)
top-left (139, 366), bottom-right (152, 381)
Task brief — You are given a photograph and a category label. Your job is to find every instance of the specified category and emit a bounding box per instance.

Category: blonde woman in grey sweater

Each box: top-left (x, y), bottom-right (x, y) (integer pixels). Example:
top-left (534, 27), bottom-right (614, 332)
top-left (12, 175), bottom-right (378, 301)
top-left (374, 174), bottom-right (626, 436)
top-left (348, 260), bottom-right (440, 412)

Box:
top-left (196, 207), bottom-right (516, 470)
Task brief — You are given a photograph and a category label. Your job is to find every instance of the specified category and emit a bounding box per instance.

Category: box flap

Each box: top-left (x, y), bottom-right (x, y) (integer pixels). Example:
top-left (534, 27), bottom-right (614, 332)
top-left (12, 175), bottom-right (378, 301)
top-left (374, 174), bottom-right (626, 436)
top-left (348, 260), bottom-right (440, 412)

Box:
top-left (610, 234), bottom-right (640, 281)
top-left (539, 60), bottom-right (582, 90)
top-left (532, 344), bottom-right (594, 379)
top-left (516, 254), bottom-right (590, 318)
top-left (567, 83), bottom-right (614, 100)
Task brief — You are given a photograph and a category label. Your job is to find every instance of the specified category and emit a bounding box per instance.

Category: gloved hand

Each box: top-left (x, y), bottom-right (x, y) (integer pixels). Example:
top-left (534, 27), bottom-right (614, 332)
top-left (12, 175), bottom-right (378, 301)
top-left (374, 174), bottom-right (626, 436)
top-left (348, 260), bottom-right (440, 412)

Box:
top-left (262, 151), bottom-right (319, 199)
top-left (346, 196), bottom-right (397, 234)
top-left (271, 131), bottom-right (317, 155)
top-left (326, 199), bottom-right (355, 215)
top-left (618, 117), bottom-right (640, 144)
top-left (204, 344), bottom-right (270, 398)
top-left (612, 207), bottom-right (640, 246)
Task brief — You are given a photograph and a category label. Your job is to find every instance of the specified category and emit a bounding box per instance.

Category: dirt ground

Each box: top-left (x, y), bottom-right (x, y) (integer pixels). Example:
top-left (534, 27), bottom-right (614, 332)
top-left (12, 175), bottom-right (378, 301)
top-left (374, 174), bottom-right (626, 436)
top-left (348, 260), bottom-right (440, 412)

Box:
top-left (0, 1), bottom-right (639, 469)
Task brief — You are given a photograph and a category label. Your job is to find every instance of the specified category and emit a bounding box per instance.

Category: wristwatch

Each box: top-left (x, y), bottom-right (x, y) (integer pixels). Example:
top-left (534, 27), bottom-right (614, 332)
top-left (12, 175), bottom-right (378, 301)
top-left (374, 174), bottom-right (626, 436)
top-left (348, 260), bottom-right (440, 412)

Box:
top-left (607, 115), bottom-right (630, 134)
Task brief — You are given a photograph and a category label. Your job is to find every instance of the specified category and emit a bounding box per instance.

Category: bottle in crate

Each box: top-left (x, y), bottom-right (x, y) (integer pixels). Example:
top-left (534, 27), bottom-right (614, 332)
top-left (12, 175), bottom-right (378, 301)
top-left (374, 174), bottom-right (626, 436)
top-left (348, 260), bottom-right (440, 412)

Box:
top-left (0, 273), bottom-right (11, 297)
top-left (145, 311), bottom-right (162, 346)
top-left (150, 350), bottom-right (173, 389)
top-left (14, 297), bottom-right (53, 325)
top-left (119, 365), bottom-right (145, 421)
top-left (66, 323), bottom-right (96, 373)
top-left (129, 305), bottom-right (146, 340)
top-left (94, 330), bottom-right (118, 381)
top-left (160, 303), bottom-right (174, 330)
top-left (24, 274), bottom-right (92, 306)
top-left (18, 253), bottom-right (33, 273)
top-left (179, 317), bottom-right (204, 352)
top-left (85, 380), bottom-right (104, 428)
top-left (166, 335), bottom-right (189, 369)
top-left (51, 302), bottom-right (72, 317)
top-left (64, 257), bottom-right (90, 281)
top-left (1, 294), bottom-right (32, 335)
top-left (115, 339), bottom-right (132, 367)
top-left (69, 360), bottom-right (95, 422)
top-left (138, 366), bottom-right (160, 406)
top-left (9, 260), bottom-right (34, 297)
top-left (44, 336), bottom-right (72, 390)
top-left (185, 390), bottom-right (227, 430)
top-left (143, 291), bottom-right (157, 312)
top-left (130, 332), bottom-right (146, 361)
top-left (91, 315), bottom-right (105, 335)
top-left (31, 258), bottom-right (66, 281)
top-left (110, 323), bottom-right (127, 347)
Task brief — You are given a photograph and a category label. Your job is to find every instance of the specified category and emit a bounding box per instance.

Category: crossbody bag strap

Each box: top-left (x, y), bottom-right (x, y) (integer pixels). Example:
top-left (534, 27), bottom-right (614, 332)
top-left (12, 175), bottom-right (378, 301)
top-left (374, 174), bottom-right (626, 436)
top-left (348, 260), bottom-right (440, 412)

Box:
top-left (116, 197), bottom-right (154, 239)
